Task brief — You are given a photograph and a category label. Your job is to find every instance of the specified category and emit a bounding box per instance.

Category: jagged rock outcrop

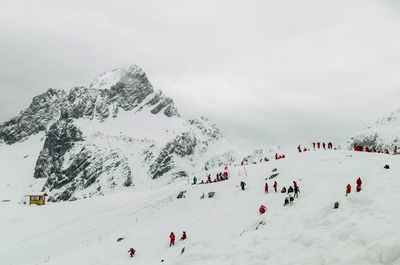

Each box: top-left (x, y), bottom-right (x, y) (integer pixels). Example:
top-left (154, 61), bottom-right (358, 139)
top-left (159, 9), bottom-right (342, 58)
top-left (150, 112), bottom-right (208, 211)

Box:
top-left (0, 65), bottom-right (179, 145)
top-left (0, 88), bottom-right (67, 144)
top-left (149, 132), bottom-right (196, 179)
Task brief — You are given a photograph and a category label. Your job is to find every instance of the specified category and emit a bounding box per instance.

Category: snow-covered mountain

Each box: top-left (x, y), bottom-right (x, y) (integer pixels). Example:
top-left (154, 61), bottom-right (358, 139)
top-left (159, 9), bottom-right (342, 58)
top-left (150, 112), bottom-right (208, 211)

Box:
top-left (343, 109), bottom-right (400, 151)
top-left (0, 65), bottom-right (243, 202)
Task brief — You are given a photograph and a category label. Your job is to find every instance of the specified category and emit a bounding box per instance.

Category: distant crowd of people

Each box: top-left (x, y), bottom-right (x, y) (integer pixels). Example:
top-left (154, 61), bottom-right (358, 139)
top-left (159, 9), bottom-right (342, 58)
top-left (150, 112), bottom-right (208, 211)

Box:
top-left (193, 171), bottom-right (229, 185)
top-left (353, 145), bottom-right (397, 154)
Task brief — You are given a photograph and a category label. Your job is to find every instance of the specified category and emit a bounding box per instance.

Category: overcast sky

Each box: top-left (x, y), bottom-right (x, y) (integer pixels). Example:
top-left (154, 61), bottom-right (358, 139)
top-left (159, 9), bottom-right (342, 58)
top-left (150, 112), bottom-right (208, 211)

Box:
top-left (1, 0), bottom-right (400, 151)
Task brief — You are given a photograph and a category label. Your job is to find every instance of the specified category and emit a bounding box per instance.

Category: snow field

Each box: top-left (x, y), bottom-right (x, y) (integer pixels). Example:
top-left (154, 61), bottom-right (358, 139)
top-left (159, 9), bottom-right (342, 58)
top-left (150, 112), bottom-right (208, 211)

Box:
top-left (1, 149), bottom-right (400, 265)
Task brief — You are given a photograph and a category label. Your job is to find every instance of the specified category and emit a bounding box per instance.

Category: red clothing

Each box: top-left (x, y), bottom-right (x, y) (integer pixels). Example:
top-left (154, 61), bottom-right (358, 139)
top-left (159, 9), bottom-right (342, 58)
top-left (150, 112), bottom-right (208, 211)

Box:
top-left (128, 248), bottom-right (135, 256)
top-left (170, 233), bottom-right (175, 242)
top-left (356, 178), bottom-right (362, 186)
top-left (313, 142), bottom-right (316, 148)
top-left (282, 155), bottom-right (285, 158)
top-left (241, 161), bottom-right (244, 166)
top-left (346, 184), bottom-right (351, 194)
top-left (317, 142), bottom-right (320, 149)
top-left (264, 157), bottom-right (269, 162)
top-left (265, 183), bottom-right (268, 193)
top-left (293, 181), bottom-right (298, 189)
top-left (298, 145), bottom-right (302, 152)
top-left (275, 153), bottom-right (278, 160)
top-left (273, 182), bottom-right (277, 192)
top-left (322, 143), bottom-right (326, 149)
top-left (181, 232), bottom-right (186, 240)
top-left (259, 205), bottom-right (266, 214)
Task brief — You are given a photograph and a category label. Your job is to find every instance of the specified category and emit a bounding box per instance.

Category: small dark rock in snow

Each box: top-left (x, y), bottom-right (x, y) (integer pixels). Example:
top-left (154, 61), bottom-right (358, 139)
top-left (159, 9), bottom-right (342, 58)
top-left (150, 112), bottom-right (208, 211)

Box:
top-left (23, 155), bottom-right (29, 158)
top-left (208, 192), bottom-right (215, 198)
top-left (181, 247), bottom-right (185, 255)
top-left (269, 173), bottom-right (279, 179)
top-left (384, 164), bottom-right (390, 169)
top-left (116, 237), bottom-right (124, 242)
top-left (200, 193), bottom-right (205, 199)
top-left (272, 168), bottom-right (278, 172)
top-left (334, 202), bottom-right (339, 209)
top-left (177, 191), bottom-right (186, 199)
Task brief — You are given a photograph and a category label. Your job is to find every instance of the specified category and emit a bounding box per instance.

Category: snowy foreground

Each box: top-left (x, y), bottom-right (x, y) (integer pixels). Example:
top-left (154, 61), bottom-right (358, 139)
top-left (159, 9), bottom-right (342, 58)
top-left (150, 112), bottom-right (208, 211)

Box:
top-left (1, 149), bottom-right (400, 265)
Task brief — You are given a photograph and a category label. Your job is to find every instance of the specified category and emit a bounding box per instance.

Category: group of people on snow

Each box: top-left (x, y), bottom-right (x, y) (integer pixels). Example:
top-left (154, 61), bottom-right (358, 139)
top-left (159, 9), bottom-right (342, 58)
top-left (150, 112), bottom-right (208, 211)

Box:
top-left (312, 142), bottom-right (333, 149)
top-left (194, 172), bottom-right (229, 185)
top-left (275, 153), bottom-right (286, 160)
top-left (353, 144), bottom-right (396, 154)
top-left (263, 180), bottom-right (300, 208)
top-left (169, 231), bottom-right (187, 247)
top-left (346, 177), bottom-right (362, 196)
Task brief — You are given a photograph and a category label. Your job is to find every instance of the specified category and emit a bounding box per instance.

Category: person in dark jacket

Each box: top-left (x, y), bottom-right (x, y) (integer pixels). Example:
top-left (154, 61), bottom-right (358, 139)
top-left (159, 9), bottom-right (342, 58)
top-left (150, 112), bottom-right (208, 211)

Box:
top-left (281, 187), bottom-right (287, 193)
top-left (240, 181), bottom-right (246, 191)
top-left (287, 186), bottom-right (294, 193)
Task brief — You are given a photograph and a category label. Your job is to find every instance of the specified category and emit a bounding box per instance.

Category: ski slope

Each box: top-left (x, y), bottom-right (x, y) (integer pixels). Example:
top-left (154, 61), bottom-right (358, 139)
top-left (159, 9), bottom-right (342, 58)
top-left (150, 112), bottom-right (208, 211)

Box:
top-left (1, 149), bottom-right (400, 265)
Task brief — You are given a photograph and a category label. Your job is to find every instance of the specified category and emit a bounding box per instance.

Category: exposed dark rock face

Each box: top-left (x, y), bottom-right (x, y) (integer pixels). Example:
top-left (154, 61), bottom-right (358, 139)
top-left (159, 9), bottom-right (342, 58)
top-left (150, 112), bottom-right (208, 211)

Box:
top-left (33, 119), bottom-right (84, 179)
top-left (0, 88), bottom-right (67, 144)
top-left (149, 132), bottom-right (196, 179)
top-left (0, 65), bottom-right (179, 145)
top-left (32, 118), bottom-right (132, 202)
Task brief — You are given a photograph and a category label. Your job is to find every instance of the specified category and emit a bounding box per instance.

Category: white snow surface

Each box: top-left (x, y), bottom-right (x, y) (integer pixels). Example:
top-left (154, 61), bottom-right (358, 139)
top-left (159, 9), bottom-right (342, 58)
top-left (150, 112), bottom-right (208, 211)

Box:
top-left (1, 149), bottom-right (400, 265)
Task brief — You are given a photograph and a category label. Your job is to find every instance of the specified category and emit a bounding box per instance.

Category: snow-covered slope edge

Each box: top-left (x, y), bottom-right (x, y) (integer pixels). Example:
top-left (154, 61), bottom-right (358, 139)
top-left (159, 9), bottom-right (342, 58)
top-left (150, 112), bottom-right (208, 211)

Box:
top-left (343, 109), bottom-right (400, 151)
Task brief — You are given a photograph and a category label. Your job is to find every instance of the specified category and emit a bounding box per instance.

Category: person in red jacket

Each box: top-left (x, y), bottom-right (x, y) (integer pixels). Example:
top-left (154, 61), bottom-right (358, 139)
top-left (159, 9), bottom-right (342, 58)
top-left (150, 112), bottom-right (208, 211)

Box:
top-left (298, 145), bottom-right (302, 152)
top-left (259, 205), bottom-right (266, 214)
top-left (180, 231), bottom-right (187, 241)
top-left (328, 142), bottom-right (332, 149)
top-left (346, 184), bottom-right (351, 196)
top-left (128, 248), bottom-right (136, 257)
top-left (322, 142), bottom-right (326, 149)
top-left (264, 157), bottom-right (269, 162)
top-left (169, 232), bottom-right (175, 247)
top-left (265, 183), bottom-right (269, 193)
top-left (282, 154), bottom-right (285, 158)
top-left (275, 153), bottom-right (279, 160)
top-left (356, 177), bottom-right (362, 192)
top-left (313, 142), bottom-right (316, 149)
top-left (317, 142), bottom-right (320, 149)
top-left (273, 181), bottom-right (277, 193)
top-left (241, 161), bottom-right (244, 166)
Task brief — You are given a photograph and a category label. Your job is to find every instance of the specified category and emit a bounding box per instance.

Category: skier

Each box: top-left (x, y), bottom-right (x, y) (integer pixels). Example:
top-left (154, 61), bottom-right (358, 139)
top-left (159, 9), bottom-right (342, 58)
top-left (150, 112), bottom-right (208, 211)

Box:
top-left (281, 186), bottom-right (287, 193)
top-left (169, 232), bottom-right (175, 247)
top-left (240, 181), bottom-right (246, 191)
top-left (193, 176), bottom-right (197, 184)
top-left (265, 183), bottom-right (269, 193)
top-left (346, 184), bottom-right (351, 196)
top-left (180, 231), bottom-right (187, 241)
top-left (287, 186), bottom-right (294, 193)
top-left (128, 248), bottom-right (136, 257)
top-left (356, 177), bottom-right (362, 192)
top-left (273, 181), bottom-right (277, 193)
top-left (259, 205), bottom-right (266, 214)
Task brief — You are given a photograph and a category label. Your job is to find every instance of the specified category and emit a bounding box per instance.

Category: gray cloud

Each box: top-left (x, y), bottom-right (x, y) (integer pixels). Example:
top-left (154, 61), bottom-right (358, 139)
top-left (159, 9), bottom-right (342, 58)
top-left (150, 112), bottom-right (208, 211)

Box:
top-left (1, 0), bottom-right (400, 151)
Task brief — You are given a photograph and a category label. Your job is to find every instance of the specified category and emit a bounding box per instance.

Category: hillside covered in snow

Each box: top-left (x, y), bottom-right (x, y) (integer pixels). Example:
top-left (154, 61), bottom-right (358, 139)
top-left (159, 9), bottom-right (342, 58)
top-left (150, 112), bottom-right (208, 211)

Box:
top-left (343, 109), bottom-right (400, 152)
top-left (1, 149), bottom-right (400, 265)
top-left (0, 65), bottom-right (243, 202)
